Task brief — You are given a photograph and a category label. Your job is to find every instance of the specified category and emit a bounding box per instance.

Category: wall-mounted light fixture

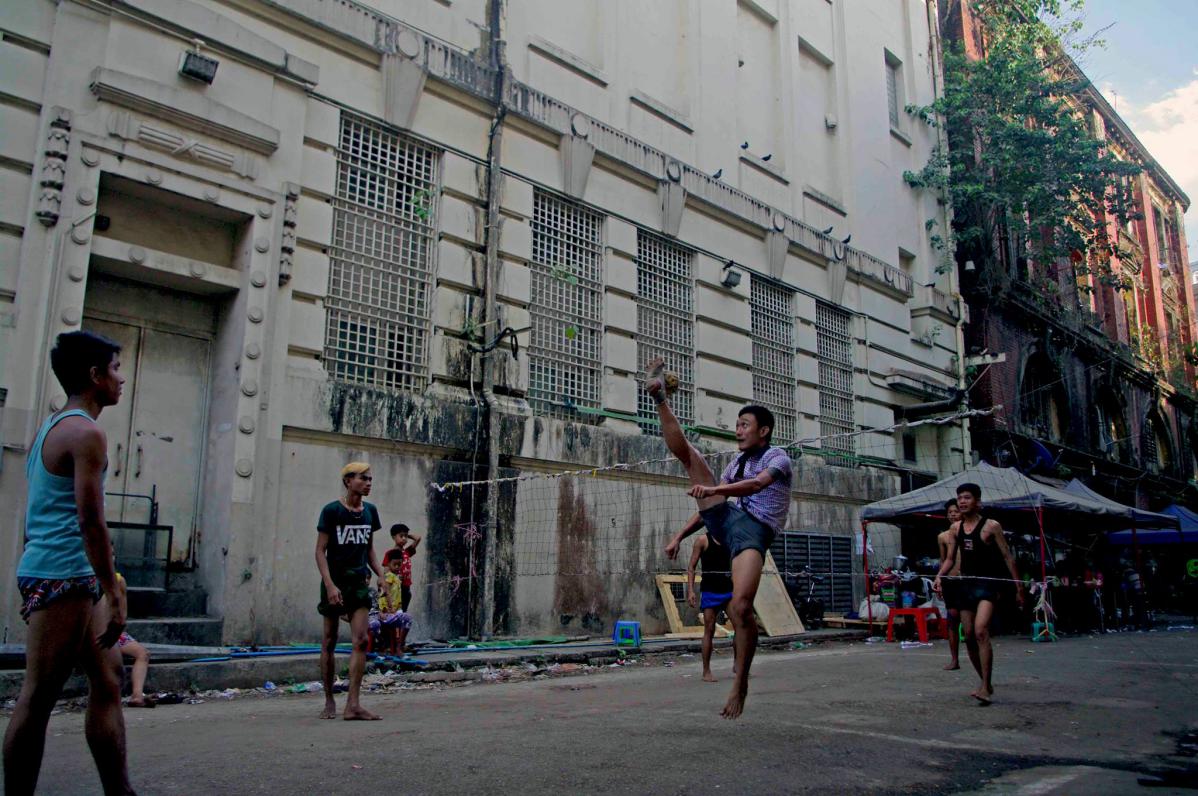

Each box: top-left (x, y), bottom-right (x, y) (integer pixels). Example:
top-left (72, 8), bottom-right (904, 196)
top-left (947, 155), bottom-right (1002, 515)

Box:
top-left (963, 260), bottom-right (976, 272)
top-left (179, 40), bottom-right (218, 85)
top-left (721, 260), bottom-right (742, 289)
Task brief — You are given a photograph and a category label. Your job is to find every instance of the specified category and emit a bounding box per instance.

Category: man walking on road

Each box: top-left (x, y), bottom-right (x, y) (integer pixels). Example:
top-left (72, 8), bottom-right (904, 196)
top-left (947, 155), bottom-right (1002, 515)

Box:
top-left (935, 483), bottom-right (1024, 704)
top-left (4, 331), bottom-right (134, 795)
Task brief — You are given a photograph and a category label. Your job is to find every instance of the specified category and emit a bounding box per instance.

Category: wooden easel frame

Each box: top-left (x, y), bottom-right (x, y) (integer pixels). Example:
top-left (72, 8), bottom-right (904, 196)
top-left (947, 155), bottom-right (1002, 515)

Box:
top-left (655, 574), bottom-right (732, 638)
top-left (656, 551), bottom-right (804, 638)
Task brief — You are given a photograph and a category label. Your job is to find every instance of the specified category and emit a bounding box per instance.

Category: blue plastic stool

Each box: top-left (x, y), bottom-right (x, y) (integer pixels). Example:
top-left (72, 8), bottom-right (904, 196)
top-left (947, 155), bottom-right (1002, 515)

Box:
top-left (612, 620), bottom-right (641, 648)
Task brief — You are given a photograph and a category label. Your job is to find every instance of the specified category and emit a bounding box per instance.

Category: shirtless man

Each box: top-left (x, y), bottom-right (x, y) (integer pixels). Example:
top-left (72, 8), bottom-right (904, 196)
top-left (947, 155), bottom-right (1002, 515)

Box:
top-left (686, 531), bottom-right (732, 682)
top-left (936, 498), bottom-right (963, 670)
top-left (4, 331), bottom-right (134, 795)
top-left (935, 483), bottom-right (1025, 704)
top-left (654, 358), bottom-right (793, 719)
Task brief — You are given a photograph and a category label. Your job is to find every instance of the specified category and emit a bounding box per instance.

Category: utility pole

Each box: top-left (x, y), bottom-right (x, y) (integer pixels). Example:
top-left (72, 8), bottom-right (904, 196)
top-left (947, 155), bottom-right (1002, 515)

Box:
top-left (479, 0), bottom-right (506, 639)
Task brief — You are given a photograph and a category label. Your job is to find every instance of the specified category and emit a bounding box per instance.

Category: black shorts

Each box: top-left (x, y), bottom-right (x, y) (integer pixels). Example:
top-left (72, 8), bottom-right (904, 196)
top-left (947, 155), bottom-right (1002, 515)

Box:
top-left (401, 584), bottom-right (412, 612)
top-left (699, 503), bottom-right (775, 559)
top-left (941, 577), bottom-right (964, 611)
top-left (318, 574), bottom-right (373, 618)
top-left (959, 579), bottom-right (999, 612)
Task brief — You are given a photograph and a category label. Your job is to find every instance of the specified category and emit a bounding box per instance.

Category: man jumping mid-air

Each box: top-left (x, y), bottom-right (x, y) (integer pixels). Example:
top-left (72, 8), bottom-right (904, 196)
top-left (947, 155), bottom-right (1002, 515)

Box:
top-left (651, 358), bottom-right (793, 719)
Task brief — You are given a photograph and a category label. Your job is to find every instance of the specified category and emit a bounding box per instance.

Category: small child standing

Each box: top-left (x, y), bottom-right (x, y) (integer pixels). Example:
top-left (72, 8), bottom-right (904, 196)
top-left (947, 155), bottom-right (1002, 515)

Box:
top-left (382, 523), bottom-right (421, 611)
top-left (371, 556), bottom-right (413, 654)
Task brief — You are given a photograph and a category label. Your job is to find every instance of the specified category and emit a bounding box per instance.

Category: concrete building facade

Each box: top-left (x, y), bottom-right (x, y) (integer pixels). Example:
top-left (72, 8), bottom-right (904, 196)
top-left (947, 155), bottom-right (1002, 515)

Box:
top-left (0, 0), bottom-right (963, 645)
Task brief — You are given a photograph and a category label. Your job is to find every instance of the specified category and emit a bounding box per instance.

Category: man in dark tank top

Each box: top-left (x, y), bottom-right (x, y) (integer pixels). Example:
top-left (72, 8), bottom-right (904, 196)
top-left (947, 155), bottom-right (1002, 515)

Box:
top-left (934, 483), bottom-right (1025, 705)
top-left (687, 531), bottom-right (733, 683)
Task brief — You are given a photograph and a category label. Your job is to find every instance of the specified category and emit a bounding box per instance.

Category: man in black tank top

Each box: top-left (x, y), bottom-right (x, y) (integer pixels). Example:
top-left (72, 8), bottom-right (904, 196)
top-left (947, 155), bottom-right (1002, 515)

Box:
top-left (687, 532), bottom-right (733, 683)
top-left (934, 483), bottom-right (1025, 705)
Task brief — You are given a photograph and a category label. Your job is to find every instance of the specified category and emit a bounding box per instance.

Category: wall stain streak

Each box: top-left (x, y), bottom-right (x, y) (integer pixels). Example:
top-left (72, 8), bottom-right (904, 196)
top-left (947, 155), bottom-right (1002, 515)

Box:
top-left (554, 477), bottom-right (608, 631)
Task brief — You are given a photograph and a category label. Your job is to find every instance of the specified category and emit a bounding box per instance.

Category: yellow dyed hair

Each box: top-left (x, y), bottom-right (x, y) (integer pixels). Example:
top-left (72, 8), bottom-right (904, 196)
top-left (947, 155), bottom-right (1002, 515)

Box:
top-left (340, 461), bottom-right (371, 485)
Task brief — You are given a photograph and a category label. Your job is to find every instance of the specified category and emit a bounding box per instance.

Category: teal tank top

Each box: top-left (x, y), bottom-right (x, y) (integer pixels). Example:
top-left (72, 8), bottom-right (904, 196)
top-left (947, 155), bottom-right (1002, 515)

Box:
top-left (18, 409), bottom-right (100, 579)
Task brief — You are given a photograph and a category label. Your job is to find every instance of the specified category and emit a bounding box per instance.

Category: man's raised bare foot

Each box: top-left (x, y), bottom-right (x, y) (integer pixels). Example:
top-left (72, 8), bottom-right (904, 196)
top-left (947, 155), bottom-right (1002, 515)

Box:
top-left (343, 705), bottom-right (381, 721)
top-left (320, 700), bottom-right (337, 719)
top-left (702, 671), bottom-right (717, 683)
top-left (944, 661), bottom-right (960, 671)
top-left (721, 685), bottom-right (748, 719)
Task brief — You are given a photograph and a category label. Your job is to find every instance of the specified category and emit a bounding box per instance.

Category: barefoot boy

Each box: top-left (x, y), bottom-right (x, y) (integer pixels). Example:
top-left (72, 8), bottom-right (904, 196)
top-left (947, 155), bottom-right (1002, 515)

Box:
top-left (686, 531), bottom-right (732, 682)
top-left (316, 462), bottom-right (385, 720)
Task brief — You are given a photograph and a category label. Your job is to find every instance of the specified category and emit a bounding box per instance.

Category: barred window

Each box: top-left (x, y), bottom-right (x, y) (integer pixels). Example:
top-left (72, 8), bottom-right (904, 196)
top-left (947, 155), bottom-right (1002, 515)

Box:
top-left (750, 276), bottom-right (797, 444)
top-left (529, 191), bottom-right (604, 421)
top-left (636, 231), bottom-right (694, 433)
top-left (885, 54), bottom-right (902, 129)
top-left (325, 114), bottom-right (439, 392)
top-left (815, 302), bottom-right (854, 460)
top-left (1142, 414), bottom-right (1171, 474)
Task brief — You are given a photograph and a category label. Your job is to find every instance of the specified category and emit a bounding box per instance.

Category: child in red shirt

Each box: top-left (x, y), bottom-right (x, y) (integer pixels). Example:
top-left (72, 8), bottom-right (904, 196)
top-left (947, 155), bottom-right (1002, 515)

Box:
top-left (382, 524), bottom-right (421, 611)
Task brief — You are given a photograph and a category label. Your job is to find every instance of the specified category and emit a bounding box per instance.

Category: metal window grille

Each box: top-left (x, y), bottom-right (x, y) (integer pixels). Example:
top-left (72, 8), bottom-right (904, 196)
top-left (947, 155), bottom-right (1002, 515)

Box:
top-left (886, 61), bottom-right (900, 128)
top-left (815, 302), bottom-right (854, 460)
top-left (529, 190), bottom-right (604, 421)
top-left (750, 276), bottom-right (797, 443)
top-left (771, 532), bottom-right (855, 614)
top-left (636, 231), bottom-right (694, 433)
top-left (325, 114), bottom-right (439, 392)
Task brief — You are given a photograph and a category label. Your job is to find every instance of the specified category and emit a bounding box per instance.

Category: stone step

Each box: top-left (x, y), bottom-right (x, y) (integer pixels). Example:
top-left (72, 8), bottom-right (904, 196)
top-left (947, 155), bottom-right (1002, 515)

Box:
top-left (126, 587), bottom-right (208, 619)
top-left (124, 617), bottom-right (224, 647)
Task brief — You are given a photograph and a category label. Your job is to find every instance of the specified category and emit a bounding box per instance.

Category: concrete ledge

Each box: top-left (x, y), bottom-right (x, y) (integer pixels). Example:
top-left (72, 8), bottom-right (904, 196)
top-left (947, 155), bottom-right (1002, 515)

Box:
top-left (0, 630), bottom-right (867, 701)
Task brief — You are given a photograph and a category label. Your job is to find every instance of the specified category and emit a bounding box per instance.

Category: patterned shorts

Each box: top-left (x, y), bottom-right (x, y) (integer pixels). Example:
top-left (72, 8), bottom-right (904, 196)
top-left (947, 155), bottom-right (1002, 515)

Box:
top-left (17, 575), bottom-right (101, 622)
top-left (369, 611), bottom-right (413, 634)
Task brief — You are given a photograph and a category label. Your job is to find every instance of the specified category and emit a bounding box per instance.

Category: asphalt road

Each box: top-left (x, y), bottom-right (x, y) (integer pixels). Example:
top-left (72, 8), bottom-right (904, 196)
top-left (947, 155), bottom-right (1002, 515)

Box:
top-left (19, 629), bottom-right (1198, 794)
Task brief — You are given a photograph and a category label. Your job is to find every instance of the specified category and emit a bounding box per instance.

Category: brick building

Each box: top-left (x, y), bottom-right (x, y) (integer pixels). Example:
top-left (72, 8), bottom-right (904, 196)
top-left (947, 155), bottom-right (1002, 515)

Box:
top-left (941, 0), bottom-right (1198, 509)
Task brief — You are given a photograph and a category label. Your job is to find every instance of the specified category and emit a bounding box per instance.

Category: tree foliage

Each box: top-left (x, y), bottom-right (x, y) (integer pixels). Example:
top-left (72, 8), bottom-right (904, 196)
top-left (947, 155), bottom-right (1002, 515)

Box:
top-left (905, 0), bottom-right (1140, 293)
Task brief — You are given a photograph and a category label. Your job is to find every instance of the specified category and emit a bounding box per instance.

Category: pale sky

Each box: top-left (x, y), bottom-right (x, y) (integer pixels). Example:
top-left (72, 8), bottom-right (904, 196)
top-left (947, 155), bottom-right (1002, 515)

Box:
top-left (1077, 0), bottom-right (1198, 262)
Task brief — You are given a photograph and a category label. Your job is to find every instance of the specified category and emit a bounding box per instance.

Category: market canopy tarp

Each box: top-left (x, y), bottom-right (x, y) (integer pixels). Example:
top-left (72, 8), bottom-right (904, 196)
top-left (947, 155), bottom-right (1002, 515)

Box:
top-left (1062, 480), bottom-right (1180, 530)
top-left (1108, 504), bottom-right (1198, 545)
top-left (859, 462), bottom-right (1133, 527)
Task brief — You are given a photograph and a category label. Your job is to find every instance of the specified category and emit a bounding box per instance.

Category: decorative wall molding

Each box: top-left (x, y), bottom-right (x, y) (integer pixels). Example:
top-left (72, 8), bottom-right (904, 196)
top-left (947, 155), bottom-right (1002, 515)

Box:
top-left (659, 161), bottom-right (685, 238)
top-left (380, 26), bottom-right (426, 129)
top-left (90, 68), bottom-right (280, 155)
top-left (560, 114), bottom-right (595, 200)
top-left (35, 108), bottom-right (72, 227)
top-left (107, 111), bottom-right (259, 179)
top-left (279, 182), bottom-right (299, 285)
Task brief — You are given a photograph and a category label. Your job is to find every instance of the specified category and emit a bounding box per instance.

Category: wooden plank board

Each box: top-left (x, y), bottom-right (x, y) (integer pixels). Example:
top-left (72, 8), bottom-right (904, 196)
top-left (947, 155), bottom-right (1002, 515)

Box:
top-left (755, 551), bottom-right (805, 636)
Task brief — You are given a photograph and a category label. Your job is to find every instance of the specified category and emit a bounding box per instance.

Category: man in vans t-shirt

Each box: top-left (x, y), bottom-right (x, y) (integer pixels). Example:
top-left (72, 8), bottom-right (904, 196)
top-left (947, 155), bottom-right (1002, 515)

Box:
top-left (316, 462), bottom-right (384, 721)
